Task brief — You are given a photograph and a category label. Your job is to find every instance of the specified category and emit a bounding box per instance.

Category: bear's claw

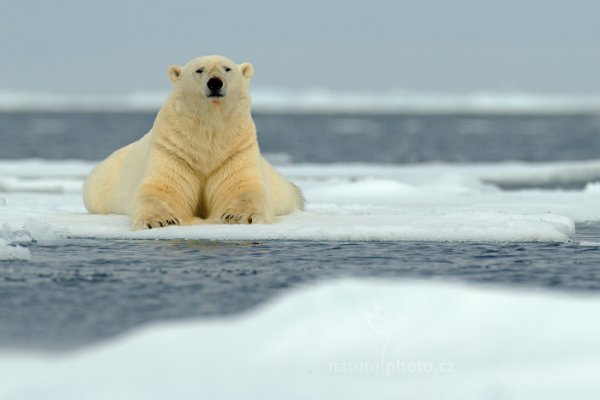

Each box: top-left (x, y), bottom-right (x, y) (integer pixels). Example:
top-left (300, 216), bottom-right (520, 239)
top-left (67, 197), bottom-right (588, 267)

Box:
top-left (220, 212), bottom-right (257, 224)
top-left (133, 215), bottom-right (181, 230)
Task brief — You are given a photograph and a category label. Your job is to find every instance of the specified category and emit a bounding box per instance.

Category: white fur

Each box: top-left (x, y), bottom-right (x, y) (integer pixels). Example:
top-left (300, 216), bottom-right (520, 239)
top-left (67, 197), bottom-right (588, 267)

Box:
top-left (83, 55), bottom-right (304, 230)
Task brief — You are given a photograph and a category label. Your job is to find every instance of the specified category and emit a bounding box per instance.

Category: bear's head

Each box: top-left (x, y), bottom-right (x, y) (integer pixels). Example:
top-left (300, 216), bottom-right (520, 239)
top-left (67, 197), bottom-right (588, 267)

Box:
top-left (167, 55), bottom-right (253, 115)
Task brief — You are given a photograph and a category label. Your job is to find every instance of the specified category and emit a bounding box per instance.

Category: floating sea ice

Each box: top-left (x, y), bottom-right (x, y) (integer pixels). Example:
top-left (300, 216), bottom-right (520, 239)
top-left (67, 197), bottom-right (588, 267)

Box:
top-left (579, 241), bottom-right (600, 247)
top-left (22, 218), bottom-right (61, 242)
top-left (0, 176), bottom-right (84, 193)
top-left (1, 223), bottom-right (32, 244)
top-left (584, 181), bottom-right (600, 193)
top-left (0, 238), bottom-right (31, 261)
top-left (1, 280), bottom-right (599, 399)
top-left (0, 159), bottom-right (598, 242)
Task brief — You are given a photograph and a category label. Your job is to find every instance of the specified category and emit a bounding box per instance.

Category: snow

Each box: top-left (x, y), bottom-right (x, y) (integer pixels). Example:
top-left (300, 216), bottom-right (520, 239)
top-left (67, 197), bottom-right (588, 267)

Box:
top-left (1, 159), bottom-right (599, 244)
top-left (2, 89), bottom-right (600, 114)
top-left (1, 279), bottom-right (599, 400)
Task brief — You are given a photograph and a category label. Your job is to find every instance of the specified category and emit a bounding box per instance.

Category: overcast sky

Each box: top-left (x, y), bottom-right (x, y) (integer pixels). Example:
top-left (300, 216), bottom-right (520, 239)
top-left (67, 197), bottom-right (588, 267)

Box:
top-left (1, 0), bottom-right (599, 94)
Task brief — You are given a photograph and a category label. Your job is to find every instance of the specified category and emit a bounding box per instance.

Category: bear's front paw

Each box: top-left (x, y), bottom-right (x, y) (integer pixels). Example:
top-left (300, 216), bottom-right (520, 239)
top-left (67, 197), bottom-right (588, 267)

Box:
top-left (131, 216), bottom-right (180, 230)
top-left (131, 211), bottom-right (181, 230)
top-left (219, 209), bottom-right (263, 224)
top-left (131, 197), bottom-right (184, 230)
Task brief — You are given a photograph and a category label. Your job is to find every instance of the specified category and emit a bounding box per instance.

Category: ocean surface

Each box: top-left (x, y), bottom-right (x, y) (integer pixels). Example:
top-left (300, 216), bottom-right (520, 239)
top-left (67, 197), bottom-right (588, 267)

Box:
top-left (1, 110), bottom-right (600, 350)
top-left (2, 111), bottom-right (600, 163)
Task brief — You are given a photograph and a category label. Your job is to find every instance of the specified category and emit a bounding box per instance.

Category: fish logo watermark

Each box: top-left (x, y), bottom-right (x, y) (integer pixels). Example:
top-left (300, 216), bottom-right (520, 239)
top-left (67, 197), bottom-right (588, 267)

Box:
top-left (328, 302), bottom-right (456, 377)
top-left (363, 302), bottom-right (416, 362)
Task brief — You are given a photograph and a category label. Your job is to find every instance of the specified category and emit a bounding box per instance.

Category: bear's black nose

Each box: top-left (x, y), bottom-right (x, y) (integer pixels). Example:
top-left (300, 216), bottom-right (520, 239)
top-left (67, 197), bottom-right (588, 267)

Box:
top-left (207, 77), bottom-right (224, 92)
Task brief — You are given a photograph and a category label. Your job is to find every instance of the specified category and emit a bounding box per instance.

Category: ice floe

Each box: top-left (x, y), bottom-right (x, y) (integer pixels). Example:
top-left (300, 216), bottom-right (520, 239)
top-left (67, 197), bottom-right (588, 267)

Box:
top-left (0, 279), bottom-right (598, 399)
top-left (1, 159), bottom-right (599, 243)
top-left (0, 224), bottom-right (31, 261)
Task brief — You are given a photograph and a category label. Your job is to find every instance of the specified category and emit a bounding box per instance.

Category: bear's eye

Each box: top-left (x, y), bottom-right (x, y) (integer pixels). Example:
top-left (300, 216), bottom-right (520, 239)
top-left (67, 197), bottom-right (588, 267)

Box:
top-left (195, 68), bottom-right (204, 74)
top-left (224, 66), bottom-right (232, 72)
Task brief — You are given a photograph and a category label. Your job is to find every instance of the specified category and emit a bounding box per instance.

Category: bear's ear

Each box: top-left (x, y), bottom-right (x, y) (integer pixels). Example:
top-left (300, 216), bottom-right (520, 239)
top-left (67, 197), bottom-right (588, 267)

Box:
top-left (168, 65), bottom-right (182, 83)
top-left (240, 63), bottom-right (254, 80)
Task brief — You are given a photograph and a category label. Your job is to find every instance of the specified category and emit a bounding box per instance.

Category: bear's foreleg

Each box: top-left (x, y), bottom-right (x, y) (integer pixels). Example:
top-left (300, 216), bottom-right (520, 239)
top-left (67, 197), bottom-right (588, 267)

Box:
top-left (130, 179), bottom-right (200, 230)
top-left (205, 165), bottom-right (272, 224)
top-left (218, 191), bottom-right (269, 224)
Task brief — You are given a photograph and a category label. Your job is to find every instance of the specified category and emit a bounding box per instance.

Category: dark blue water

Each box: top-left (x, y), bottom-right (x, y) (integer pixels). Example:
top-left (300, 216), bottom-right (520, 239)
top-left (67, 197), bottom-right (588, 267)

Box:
top-left (2, 111), bottom-right (600, 162)
top-left (1, 111), bottom-right (600, 350)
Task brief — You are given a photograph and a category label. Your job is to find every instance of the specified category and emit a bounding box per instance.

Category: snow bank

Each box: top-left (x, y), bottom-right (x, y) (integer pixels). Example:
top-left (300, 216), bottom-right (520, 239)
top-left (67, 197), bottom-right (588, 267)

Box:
top-left (1, 279), bottom-right (599, 400)
top-left (1, 159), bottom-right (599, 242)
top-left (2, 90), bottom-right (600, 114)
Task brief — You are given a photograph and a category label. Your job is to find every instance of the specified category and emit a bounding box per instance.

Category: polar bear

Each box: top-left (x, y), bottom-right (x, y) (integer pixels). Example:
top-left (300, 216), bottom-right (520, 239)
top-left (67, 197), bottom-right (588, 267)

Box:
top-left (83, 55), bottom-right (304, 229)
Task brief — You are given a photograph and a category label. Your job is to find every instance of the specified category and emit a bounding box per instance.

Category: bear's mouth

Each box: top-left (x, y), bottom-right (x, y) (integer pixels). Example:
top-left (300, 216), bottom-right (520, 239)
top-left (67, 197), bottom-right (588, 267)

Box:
top-left (207, 93), bottom-right (225, 98)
